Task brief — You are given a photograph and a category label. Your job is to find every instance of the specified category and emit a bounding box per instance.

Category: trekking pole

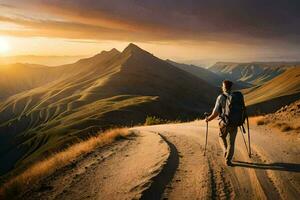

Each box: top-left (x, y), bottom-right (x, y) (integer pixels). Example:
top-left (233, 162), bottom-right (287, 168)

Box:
top-left (239, 126), bottom-right (249, 156)
top-left (246, 115), bottom-right (251, 158)
top-left (203, 112), bottom-right (209, 156)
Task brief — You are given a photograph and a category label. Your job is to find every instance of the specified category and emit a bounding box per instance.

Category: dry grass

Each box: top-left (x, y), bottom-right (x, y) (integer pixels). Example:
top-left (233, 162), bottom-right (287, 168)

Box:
top-left (144, 116), bottom-right (182, 126)
top-left (0, 128), bottom-right (130, 199)
top-left (250, 116), bottom-right (299, 133)
top-left (249, 116), bottom-right (270, 126)
top-left (144, 116), bottom-right (165, 125)
top-left (272, 122), bottom-right (298, 132)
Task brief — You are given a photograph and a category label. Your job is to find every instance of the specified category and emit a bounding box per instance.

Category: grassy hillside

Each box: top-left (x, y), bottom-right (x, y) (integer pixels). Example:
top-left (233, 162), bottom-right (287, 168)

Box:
top-left (0, 49), bottom-right (121, 100)
top-left (0, 43), bottom-right (218, 181)
top-left (0, 128), bottom-right (130, 199)
top-left (210, 62), bottom-right (299, 86)
top-left (245, 67), bottom-right (300, 114)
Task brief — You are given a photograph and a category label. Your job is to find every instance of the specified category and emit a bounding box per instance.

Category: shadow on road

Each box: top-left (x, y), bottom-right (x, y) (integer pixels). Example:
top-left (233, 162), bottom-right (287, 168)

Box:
top-left (140, 133), bottom-right (179, 200)
top-left (233, 161), bottom-right (300, 172)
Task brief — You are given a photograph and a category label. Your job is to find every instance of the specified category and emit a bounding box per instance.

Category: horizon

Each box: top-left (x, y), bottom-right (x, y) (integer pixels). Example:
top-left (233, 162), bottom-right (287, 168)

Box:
top-left (1, 43), bottom-right (300, 67)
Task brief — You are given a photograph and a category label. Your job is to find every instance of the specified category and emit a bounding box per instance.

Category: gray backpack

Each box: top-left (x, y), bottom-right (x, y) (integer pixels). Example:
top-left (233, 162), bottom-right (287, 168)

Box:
top-left (222, 91), bottom-right (246, 126)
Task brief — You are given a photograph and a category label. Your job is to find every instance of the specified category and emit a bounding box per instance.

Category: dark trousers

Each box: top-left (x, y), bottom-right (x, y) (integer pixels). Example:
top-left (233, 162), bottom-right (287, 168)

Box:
top-left (219, 126), bottom-right (238, 162)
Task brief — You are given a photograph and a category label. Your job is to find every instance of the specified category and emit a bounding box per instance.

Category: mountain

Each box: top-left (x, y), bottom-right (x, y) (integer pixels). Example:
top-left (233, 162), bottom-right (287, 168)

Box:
top-left (0, 49), bottom-right (122, 100)
top-left (0, 64), bottom-right (70, 100)
top-left (245, 67), bottom-right (300, 114)
top-left (166, 59), bottom-right (223, 86)
top-left (0, 43), bottom-right (218, 179)
top-left (167, 60), bottom-right (252, 89)
top-left (210, 62), bottom-right (300, 86)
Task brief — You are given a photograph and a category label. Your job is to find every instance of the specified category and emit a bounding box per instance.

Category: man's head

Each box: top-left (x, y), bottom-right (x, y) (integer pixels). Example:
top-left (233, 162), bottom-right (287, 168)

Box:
top-left (222, 80), bottom-right (233, 93)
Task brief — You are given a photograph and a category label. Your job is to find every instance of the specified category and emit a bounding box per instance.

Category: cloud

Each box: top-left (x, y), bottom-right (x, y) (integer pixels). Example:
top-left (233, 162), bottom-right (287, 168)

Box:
top-left (0, 0), bottom-right (300, 45)
top-left (0, 15), bottom-right (173, 41)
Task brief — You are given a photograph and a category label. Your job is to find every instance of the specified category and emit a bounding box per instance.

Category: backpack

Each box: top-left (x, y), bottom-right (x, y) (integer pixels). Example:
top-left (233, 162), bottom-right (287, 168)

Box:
top-left (222, 91), bottom-right (246, 127)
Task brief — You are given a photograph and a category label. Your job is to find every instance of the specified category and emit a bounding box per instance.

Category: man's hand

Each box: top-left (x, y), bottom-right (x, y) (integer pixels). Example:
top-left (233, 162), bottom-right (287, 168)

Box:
top-left (204, 112), bottom-right (210, 122)
top-left (205, 116), bottom-right (210, 122)
top-left (205, 111), bottom-right (218, 123)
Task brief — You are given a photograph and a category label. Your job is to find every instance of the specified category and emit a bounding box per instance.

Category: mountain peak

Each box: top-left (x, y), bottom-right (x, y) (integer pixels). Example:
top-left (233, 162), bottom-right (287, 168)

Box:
top-left (100, 48), bottom-right (120, 55)
top-left (122, 43), bottom-right (147, 55)
top-left (76, 48), bottom-right (120, 64)
top-left (110, 48), bottom-right (120, 54)
top-left (126, 43), bottom-right (141, 50)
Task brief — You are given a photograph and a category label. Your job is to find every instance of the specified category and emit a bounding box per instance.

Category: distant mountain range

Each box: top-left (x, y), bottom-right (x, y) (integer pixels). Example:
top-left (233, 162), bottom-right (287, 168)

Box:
top-left (0, 44), bottom-right (218, 178)
top-left (167, 60), bottom-right (252, 89)
top-left (0, 63), bottom-right (76, 99)
top-left (210, 62), bottom-right (300, 85)
top-left (166, 59), bottom-right (223, 87)
top-left (0, 55), bottom-right (85, 66)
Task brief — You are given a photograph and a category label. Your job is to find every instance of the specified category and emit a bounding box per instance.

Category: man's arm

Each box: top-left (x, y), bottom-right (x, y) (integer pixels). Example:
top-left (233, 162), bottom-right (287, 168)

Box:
top-left (205, 95), bottom-right (221, 122)
top-left (206, 111), bottom-right (218, 122)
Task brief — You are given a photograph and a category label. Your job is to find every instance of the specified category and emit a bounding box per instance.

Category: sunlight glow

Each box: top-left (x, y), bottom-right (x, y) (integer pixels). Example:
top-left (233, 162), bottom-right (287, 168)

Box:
top-left (0, 37), bottom-right (11, 54)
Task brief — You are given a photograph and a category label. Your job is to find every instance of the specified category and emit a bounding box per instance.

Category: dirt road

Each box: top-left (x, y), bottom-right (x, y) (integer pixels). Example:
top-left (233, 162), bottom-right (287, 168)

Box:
top-left (22, 120), bottom-right (300, 200)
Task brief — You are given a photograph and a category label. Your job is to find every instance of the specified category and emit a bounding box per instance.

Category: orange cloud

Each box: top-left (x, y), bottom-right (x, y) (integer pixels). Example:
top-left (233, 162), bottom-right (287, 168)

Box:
top-left (0, 0), bottom-right (299, 61)
top-left (0, 1), bottom-right (297, 44)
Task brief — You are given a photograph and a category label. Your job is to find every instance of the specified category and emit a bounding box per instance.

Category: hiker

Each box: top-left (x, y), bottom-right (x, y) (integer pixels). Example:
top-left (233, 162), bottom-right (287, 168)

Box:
top-left (205, 80), bottom-right (246, 166)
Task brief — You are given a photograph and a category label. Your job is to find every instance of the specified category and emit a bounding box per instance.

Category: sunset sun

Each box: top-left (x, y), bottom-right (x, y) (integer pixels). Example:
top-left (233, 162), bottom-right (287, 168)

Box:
top-left (0, 37), bottom-right (11, 54)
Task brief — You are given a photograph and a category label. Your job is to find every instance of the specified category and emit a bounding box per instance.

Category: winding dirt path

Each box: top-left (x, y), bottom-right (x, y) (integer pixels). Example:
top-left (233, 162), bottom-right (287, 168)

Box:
top-left (136, 121), bottom-right (300, 200)
top-left (22, 120), bottom-right (300, 200)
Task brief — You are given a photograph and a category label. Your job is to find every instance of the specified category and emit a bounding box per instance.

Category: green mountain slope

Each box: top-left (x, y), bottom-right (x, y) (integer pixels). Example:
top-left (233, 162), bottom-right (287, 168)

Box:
top-left (0, 44), bottom-right (218, 179)
top-left (245, 67), bottom-right (300, 114)
top-left (0, 49), bottom-right (121, 100)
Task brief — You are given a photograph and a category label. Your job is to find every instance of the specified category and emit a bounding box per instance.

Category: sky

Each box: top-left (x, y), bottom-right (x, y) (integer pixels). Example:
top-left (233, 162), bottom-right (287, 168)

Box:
top-left (0, 0), bottom-right (299, 65)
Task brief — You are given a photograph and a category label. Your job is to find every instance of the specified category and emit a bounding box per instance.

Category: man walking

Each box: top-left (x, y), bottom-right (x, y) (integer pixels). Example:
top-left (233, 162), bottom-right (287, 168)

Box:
top-left (205, 80), bottom-right (246, 166)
